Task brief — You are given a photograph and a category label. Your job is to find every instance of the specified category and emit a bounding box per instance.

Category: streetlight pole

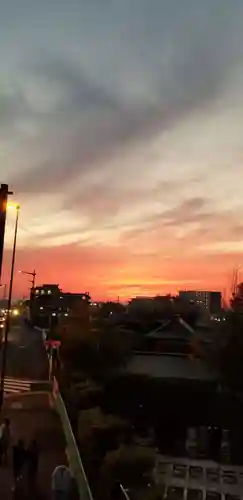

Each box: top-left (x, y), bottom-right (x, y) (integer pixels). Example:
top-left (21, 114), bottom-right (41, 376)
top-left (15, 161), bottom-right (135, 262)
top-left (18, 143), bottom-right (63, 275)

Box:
top-left (19, 269), bottom-right (36, 297)
top-left (0, 184), bottom-right (13, 282)
top-left (0, 204), bottom-right (20, 410)
top-left (19, 269), bottom-right (36, 326)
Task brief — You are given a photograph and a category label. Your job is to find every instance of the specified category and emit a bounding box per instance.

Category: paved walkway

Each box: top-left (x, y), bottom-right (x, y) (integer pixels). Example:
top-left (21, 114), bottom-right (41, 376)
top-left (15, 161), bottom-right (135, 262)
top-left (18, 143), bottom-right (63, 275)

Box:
top-left (0, 392), bottom-right (68, 499)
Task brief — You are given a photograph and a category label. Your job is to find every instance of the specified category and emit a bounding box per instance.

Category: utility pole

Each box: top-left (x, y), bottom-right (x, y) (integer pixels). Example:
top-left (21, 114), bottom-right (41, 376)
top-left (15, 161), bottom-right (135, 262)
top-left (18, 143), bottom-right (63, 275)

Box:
top-left (31, 270), bottom-right (36, 289)
top-left (19, 269), bottom-right (36, 296)
top-left (0, 204), bottom-right (20, 410)
top-left (31, 270), bottom-right (36, 301)
top-left (0, 184), bottom-right (13, 281)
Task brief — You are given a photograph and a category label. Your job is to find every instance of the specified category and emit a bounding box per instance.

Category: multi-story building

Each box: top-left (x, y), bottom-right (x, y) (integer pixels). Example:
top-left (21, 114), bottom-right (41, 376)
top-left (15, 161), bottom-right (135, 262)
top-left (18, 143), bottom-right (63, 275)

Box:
top-left (179, 290), bottom-right (222, 316)
top-left (29, 284), bottom-right (90, 327)
top-left (128, 295), bottom-right (173, 315)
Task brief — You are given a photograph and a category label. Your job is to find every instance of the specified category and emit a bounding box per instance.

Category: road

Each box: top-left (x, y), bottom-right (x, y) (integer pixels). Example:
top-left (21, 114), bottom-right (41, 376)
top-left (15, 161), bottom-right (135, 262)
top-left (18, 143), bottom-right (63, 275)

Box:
top-left (0, 319), bottom-right (72, 499)
top-left (5, 320), bottom-right (49, 380)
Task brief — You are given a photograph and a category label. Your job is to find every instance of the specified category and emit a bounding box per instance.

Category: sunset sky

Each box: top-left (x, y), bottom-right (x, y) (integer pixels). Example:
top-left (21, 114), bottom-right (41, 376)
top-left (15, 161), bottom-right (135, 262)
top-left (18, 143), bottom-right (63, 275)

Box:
top-left (1, 0), bottom-right (243, 300)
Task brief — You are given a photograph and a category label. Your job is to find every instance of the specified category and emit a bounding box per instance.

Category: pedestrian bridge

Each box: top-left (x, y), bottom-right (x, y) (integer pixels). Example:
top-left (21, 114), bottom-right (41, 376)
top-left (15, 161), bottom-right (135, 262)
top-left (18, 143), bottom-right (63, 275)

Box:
top-left (1, 377), bottom-right (93, 500)
top-left (51, 376), bottom-right (93, 500)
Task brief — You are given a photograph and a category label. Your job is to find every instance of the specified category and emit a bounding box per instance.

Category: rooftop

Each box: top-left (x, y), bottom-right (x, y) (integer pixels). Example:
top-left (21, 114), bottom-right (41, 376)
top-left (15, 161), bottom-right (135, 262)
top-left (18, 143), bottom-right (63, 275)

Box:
top-left (145, 316), bottom-right (195, 341)
top-left (123, 353), bottom-right (217, 382)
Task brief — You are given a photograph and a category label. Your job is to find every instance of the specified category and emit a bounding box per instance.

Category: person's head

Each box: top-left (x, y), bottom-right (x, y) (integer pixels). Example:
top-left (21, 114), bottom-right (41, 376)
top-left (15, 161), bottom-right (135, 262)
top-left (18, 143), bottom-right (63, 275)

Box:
top-left (55, 465), bottom-right (68, 476)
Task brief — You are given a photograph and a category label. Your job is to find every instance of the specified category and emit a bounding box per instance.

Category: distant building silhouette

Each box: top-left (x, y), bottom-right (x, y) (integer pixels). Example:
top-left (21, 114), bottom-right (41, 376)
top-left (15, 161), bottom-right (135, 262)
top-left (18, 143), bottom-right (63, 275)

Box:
top-left (179, 290), bottom-right (222, 316)
top-left (28, 283), bottom-right (90, 328)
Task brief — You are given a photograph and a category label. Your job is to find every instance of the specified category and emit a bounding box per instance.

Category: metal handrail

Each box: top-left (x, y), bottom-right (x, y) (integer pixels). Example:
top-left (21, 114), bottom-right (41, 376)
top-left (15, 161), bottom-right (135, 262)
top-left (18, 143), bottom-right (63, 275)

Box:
top-left (120, 484), bottom-right (131, 499)
top-left (53, 378), bottom-right (93, 500)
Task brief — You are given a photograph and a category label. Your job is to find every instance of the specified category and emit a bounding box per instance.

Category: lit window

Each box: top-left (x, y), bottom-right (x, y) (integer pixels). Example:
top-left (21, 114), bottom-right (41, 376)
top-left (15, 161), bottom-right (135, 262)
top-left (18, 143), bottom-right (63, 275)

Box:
top-left (48, 290), bottom-right (51, 295)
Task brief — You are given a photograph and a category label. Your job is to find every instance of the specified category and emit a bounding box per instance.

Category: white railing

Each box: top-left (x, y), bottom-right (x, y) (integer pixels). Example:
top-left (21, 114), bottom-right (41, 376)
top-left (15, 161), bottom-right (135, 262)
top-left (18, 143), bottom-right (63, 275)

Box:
top-left (37, 325), bottom-right (93, 500)
top-left (52, 377), bottom-right (93, 500)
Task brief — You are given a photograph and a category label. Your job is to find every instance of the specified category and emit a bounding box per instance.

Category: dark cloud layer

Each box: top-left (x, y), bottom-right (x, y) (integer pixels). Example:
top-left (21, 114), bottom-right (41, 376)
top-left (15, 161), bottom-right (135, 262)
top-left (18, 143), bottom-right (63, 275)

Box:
top-left (1, 0), bottom-right (242, 196)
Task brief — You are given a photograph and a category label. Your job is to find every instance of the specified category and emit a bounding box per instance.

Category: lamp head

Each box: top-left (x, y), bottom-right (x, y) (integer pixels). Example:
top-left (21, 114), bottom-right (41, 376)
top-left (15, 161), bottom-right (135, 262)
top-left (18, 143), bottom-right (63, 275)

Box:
top-left (7, 202), bottom-right (20, 211)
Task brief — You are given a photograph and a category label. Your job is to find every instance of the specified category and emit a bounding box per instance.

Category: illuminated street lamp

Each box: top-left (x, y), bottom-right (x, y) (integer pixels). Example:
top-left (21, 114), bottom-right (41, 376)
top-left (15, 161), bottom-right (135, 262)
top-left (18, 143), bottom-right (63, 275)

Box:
top-left (12, 308), bottom-right (19, 317)
top-left (0, 203), bottom-right (20, 410)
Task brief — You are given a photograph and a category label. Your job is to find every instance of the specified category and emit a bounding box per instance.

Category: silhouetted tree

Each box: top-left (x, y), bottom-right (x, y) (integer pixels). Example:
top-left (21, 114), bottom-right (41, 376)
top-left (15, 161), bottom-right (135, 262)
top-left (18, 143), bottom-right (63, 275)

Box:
top-left (59, 318), bottom-right (133, 379)
top-left (211, 310), bottom-right (243, 391)
top-left (98, 445), bottom-right (155, 499)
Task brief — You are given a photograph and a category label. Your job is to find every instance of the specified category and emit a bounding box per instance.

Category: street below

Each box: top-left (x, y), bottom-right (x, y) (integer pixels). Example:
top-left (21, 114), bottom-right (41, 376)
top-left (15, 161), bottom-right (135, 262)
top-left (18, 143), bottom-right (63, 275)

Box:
top-left (5, 320), bottom-right (49, 380)
top-left (0, 320), bottom-right (70, 499)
